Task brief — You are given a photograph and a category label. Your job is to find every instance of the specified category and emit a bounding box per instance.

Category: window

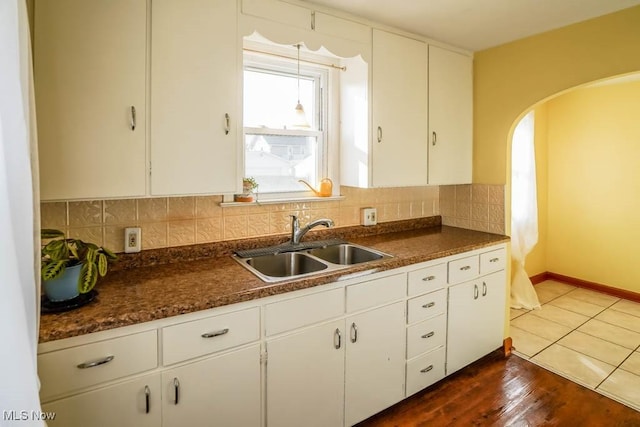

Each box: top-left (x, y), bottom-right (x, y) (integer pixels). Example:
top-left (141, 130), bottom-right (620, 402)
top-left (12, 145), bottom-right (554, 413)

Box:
top-left (243, 51), bottom-right (328, 195)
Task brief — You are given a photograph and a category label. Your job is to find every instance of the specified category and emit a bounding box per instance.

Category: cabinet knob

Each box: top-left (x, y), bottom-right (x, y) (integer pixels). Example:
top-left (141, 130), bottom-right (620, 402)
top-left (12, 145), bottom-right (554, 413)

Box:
top-left (482, 281), bottom-right (487, 297)
top-left (431, 131), bottom-right (437, 146)
top-left (201, 328), bottom-right (229, 338)
top-left (422, 275), bottom-right (436, 282)
top-left (350, 322), bottom-right (358, 343)
top-left (460, 265), bottom-right (471, 271)
top-left (173, 377), bottom-right (180, 405)
top-left (224, 113), bottom-right (230, 135)
top-left (377, 126), bottom-right (382, 143)
top-left (421, 364), bottom-right (434, 373)
top-left (334, 328), bottom-right (342, 349)
top-left (421, 331), bottom-right (435, 339)
top-left (144, 385), bottom-right (151, 414)
top-left (311, 10), bottom-right (316, 30)
top-left (130, 106), bottom-right (136, 131)
top-left (422, 302), bottom-right (436, 309)
top-left (77, 355), bottom-right (114, 369)
top-left (489, 258), bottom-right (500, 263)
top-left (473, 284), bottom-right (479, 300)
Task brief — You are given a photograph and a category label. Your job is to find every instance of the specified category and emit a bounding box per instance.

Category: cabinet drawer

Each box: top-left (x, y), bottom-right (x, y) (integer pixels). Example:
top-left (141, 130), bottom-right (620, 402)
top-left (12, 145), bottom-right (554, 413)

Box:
top-left (406, 347), bottom-right (446, 397)
top-left (480, 247), bottom-right (506, 274)
top-left (448, 255), bottom-right (479, 284)
top-left (407, 288), bottom-right (446, 324)
top-left (162, 307), bottom-right (260, 366)
top-left (406, 314), bottom-right (446, 359)
top-left (407, 263), bottom-right (447, 296)
top-left (266, 288), bottom-right (344, 336)
top-left (346, 273), bottom-right (405, 313)
top-left (39, 330), bottom-right (157, 401)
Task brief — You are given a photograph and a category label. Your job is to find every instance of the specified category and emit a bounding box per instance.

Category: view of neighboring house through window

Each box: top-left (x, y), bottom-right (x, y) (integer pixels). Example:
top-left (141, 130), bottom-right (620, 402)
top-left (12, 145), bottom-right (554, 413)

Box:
top-left (243, 52), bottom-right (327, 195)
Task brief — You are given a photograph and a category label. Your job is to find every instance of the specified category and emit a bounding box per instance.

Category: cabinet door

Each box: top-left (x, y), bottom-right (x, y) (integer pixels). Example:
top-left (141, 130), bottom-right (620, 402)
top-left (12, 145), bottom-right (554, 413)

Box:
top-left (428, 45), bottom-right (473, 185)
top-left (162, 344), bottom-right (261, 427)
top-left (372, 29), bottom-right (427, 187)
top-left (345, 301), bottom-right (406, 426)
top-left (266, 320), bottom-right (345, 427)
top-left (447, 270), bottom-right (506, 374)
top-left (34, 0), bottom-right (147, 200)
top-left (42, 374), bottom-right (160, 427)
top-left (151, 0), bottom-right (238, 195)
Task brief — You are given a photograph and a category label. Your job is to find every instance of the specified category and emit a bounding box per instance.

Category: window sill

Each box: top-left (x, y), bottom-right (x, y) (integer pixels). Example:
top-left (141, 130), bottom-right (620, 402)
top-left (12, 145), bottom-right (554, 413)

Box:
top-left (220, 195), bottom-right (345, 207)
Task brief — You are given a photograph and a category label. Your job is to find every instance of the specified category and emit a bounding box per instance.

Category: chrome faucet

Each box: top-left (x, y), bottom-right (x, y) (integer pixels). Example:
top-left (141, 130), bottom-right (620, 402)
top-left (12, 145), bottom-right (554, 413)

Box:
top-left (290, 215), bottom-right (334, 245)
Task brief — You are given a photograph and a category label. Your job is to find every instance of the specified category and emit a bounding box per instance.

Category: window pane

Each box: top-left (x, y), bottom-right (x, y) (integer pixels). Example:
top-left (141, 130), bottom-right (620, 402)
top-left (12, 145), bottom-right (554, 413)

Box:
top-left (245, 133), bottom-right (318, 193)
top-left (244, 69), bottom-right (315, 129)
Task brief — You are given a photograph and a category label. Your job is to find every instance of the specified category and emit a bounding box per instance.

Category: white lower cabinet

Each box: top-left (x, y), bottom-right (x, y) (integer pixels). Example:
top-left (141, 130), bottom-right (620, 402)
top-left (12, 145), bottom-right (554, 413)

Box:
top-left (38, 243), bottom-right (507, 427)
top-left (42, 374), bottom-right (161, 427)
top-left (162, 344), bottom-right (261, 427)
top-left (266, 319), bottom-right (346, 427)
top-left (447, 270), bottom-right (507, 375)
top-left (345, 301), bottom-right (406, 426)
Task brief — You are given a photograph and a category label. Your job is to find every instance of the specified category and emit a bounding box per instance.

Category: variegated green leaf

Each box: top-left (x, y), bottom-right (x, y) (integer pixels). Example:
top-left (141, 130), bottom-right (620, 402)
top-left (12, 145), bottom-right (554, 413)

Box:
top-left (42, 240), bottom-right (67, 260)
top-left (42, 260), bottom-right (66, 281)
top-left (78, 263), bottom-right (98, 293)
top-left (98, 253), bottom-right (108, 277)
top-left (86, 247), bottom-right (97, 264)
top-left (102, 247), bottom-right (118, 260)
top-left (69, 243), bottom-right (79, 260)
top-left (41, 229), bottom-right (65, 239)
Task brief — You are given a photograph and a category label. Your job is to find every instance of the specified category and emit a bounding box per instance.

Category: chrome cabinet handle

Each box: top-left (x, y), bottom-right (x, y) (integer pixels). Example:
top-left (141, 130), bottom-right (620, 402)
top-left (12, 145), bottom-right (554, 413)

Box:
top-left (173, 378), bottom-right (180, 405)
top-left (460, 265), bottom-right (471, 271)
top-left (130, 106), bottom-right (136, 131)
top-left (421, 331), bottom-right (435, 339)
top-left (224, 113), bottom-right (230, 135)
top-left (422, 302), bottom-right (435, 309)
top-left (421, 365), bottom-right (434, 373)
top-left (432, 131), bottom-right (437, 146)
top-left (334, 328), bottom-right (342, 349)
top-left (350, 323), bottom-right (358, 343)
top-left (473, 284), bottom-right (479, 300)
top-left (377, 126), bottom-right (382, 143)
top-left (201, 328), bottom-right (229, 338)
top-left (144, 385), bottom-right (151, 414)
top-left (482, 281), bottom-right (487, 297)
top-left (490, 258), bottom-right (500, 263)
top-left (77, 355), bottom-right (114, 369)
top-left (311, 10), bottom-right (316, 30)
top-left (422, 275), bottom-right (436, 282)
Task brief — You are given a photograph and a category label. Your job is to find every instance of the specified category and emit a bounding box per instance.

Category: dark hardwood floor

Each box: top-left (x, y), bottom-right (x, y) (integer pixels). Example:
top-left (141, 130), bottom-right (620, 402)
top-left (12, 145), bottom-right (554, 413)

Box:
top-left (356, 350), bottom-right (640, 426)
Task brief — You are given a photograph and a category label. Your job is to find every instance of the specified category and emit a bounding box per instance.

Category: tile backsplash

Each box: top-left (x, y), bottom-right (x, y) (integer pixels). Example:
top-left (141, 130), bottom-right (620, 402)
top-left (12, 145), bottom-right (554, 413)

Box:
top-left (41, 184), bottom-right (505, 252)
top-left (439, 184), bottom-right (505, 235)
top-left (41, 186), bottom-right (440, 252)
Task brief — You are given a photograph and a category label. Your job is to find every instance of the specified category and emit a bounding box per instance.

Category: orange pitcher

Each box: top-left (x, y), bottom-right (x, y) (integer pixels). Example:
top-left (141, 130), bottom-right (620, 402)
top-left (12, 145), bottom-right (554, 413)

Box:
top-left (299, 178), bottom-right (333, 197)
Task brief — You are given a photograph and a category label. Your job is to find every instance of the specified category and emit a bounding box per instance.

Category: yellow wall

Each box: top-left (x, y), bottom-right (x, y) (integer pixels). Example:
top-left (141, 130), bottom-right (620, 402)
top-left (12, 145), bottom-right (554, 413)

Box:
top-left (544, 80), bottom-right (640, 293)
top-left (474, 5), bottom-right (640, 186)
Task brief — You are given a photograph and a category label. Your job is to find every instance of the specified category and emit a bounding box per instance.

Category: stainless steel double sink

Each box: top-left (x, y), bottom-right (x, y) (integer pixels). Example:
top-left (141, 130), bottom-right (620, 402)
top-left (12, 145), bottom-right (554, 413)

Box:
top-left (234, 243), bottom-right (392, 282)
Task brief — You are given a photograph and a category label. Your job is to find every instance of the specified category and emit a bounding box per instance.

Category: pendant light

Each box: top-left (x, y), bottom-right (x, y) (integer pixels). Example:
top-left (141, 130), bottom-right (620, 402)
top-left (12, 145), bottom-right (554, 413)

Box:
top-left (292, 44), bottom-right (310, 128)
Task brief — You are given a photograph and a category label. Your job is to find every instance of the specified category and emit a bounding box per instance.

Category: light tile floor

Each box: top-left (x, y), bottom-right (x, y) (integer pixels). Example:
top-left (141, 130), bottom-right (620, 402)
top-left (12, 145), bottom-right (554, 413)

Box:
top-left (511, 280), bottom-right (640, 411)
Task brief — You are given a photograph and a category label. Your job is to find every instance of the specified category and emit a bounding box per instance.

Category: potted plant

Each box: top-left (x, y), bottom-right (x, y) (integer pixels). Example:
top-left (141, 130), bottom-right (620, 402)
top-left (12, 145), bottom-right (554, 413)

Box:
top-left (41, 229), bottom-right (118, 302)
top-left (234, 177), bottom-right (259, 202)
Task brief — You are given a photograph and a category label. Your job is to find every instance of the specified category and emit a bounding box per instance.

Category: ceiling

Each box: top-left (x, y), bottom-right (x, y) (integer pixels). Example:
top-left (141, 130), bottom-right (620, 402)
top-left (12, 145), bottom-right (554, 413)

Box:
top-left (303, 0), bottom-right (640, 51)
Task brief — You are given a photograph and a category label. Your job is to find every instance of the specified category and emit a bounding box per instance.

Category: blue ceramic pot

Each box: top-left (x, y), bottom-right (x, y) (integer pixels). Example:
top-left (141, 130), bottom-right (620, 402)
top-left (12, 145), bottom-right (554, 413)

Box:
top-left (43, 264), bottom-right (82, 301)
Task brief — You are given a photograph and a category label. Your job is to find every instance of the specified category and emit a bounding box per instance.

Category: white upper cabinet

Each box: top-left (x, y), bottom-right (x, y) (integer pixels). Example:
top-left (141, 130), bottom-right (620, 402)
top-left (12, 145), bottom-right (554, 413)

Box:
top-left (150, 0), bottom-right (239, 196)
top-left (428, 45), bottom-right (473, 185)
top-left (34, 0), bottom-right (147, 200)
top-left (241, 0), bottom-right (369, 44)
top-left (371, 29), bottom-right (428, 188)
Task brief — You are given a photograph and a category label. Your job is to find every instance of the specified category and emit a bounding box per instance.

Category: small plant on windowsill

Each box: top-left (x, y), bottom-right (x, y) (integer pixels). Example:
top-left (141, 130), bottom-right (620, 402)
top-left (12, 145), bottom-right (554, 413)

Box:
top-left (41, 229), bottom-right (118, 302)
top-left (235, 177), bottom-right (259, 202)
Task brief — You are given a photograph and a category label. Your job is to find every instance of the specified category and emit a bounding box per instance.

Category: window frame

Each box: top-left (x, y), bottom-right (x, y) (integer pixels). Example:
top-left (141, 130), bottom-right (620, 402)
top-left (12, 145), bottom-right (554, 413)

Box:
top-left (242, 50), bottom-right (330, 199)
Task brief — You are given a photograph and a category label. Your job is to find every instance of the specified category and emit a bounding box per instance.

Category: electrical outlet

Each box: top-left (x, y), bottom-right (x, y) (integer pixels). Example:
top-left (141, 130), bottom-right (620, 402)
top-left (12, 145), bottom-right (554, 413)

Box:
top-left (361, 207), bottom-right (377, 226)
top-left (124, 227), bottom-right (142, 253)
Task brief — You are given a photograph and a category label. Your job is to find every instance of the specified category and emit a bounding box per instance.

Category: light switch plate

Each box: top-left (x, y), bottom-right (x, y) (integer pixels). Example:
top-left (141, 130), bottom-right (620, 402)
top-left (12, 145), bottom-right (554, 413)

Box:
top-left (361, 208), bottom-right (377, 226)
top-left (124, 227), bottom-right (142, 253)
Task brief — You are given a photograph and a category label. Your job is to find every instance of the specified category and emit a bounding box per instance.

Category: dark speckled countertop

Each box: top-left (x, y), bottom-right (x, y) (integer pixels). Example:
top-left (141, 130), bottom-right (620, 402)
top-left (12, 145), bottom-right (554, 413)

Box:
top-left (39, 218), bottom-right (509, 343)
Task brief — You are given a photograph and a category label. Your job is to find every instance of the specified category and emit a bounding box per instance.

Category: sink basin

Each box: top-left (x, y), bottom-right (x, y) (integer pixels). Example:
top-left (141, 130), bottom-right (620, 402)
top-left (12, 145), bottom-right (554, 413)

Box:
top-left (245, 252), bottom-right (327, 279)
top-left (234, 241), bottom-right (392, 282)
top-left (308, 244), bottom-right (387, 265)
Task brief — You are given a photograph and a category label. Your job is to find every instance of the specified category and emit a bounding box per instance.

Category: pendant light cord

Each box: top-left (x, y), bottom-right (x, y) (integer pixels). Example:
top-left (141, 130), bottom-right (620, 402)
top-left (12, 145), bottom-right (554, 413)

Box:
top-left (296, 44), bottom-right (301, 104)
